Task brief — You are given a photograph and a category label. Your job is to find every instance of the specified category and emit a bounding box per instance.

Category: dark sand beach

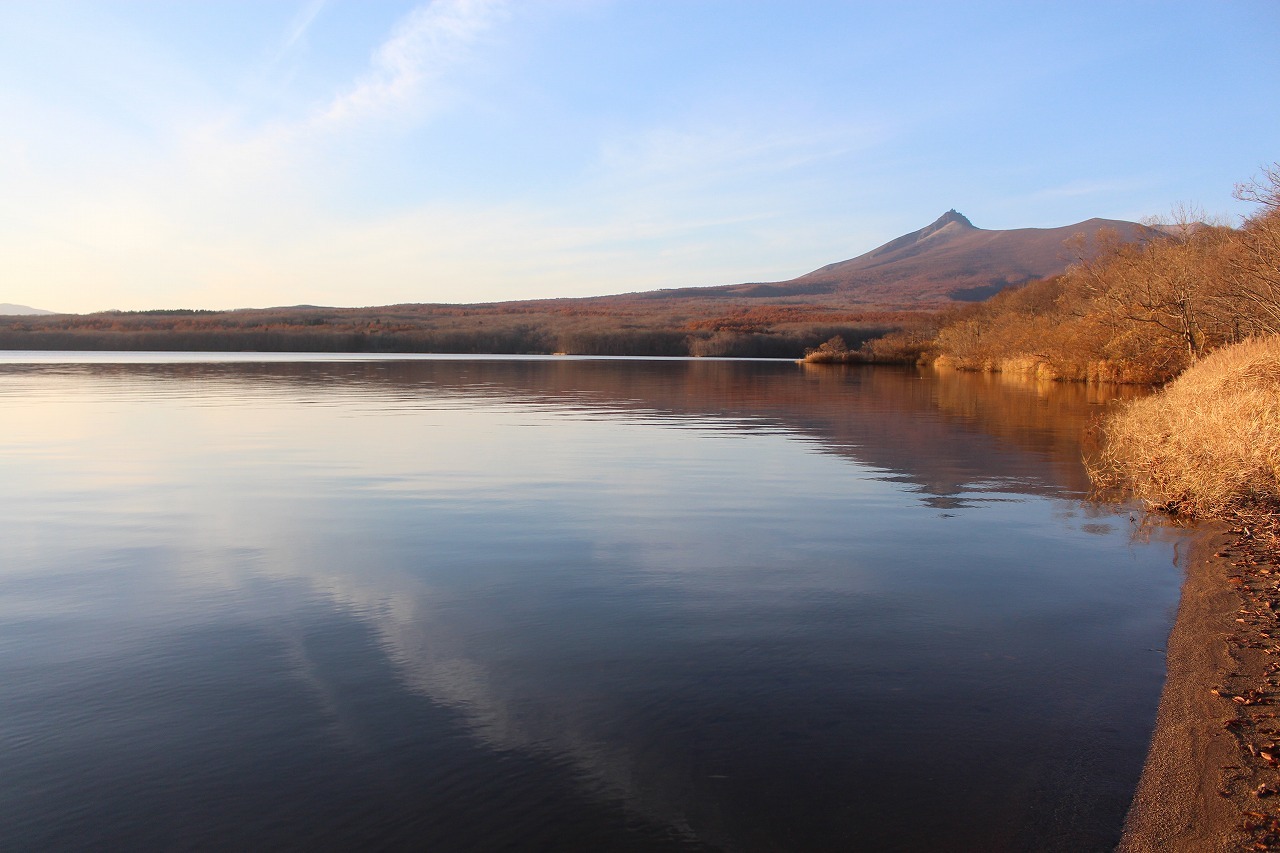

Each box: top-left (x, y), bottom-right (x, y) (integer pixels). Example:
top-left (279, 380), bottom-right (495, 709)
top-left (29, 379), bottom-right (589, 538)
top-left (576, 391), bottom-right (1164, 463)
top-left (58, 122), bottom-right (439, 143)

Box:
top-left (1122, 525), bottom-right (1280, 852)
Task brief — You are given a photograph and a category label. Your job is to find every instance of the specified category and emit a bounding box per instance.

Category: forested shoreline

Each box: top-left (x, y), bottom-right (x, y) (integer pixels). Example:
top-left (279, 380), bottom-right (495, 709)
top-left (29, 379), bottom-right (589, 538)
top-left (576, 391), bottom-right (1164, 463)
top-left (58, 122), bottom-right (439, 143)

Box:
top-left (8, 167), bottom-right (1276, 385)
top-left (800, 166), bottom-right (1280, 541)
top-left (0, 299), bottom-right (919, 359)
top-left (811, 166), bottom-right (1280, 386)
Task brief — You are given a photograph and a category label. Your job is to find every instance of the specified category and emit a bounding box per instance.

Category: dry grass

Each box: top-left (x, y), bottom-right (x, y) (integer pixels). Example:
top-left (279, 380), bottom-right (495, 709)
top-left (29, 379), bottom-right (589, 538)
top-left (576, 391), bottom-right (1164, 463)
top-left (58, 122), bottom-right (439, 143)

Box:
top-left (1090, 335), bottom-right (1280, 529)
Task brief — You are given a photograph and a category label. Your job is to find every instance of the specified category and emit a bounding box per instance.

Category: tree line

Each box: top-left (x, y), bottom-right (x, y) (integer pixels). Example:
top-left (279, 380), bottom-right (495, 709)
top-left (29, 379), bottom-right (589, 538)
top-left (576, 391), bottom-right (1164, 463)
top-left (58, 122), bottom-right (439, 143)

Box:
top-left (812, 165), bottom-right (1280, 383)
top-left (0, 299), bottom-right (906, 360)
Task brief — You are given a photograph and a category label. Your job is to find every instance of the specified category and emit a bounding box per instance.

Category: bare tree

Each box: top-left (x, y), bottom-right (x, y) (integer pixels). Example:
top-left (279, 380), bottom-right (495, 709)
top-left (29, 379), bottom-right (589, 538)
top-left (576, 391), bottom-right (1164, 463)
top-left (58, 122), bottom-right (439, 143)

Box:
top-left (1235, 163), bottom-right (1280, 211)
top-left (1225, 164), bottom-right (1280, 335)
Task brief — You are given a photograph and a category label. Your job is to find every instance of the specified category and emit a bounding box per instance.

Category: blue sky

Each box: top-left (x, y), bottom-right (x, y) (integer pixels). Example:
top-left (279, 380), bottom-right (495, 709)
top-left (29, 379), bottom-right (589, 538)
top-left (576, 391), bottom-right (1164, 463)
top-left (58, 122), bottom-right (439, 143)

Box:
top-left (2, 1), bottom-right (1277, 313)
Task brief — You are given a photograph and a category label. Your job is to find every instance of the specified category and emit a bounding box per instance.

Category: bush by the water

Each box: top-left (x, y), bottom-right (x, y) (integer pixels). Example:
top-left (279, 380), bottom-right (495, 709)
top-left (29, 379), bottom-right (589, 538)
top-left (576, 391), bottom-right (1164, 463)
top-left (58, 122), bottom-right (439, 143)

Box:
top-left (1089, 335), bottom-right (1280, 527)
top-left (801, 323), bottom-right (937, 364)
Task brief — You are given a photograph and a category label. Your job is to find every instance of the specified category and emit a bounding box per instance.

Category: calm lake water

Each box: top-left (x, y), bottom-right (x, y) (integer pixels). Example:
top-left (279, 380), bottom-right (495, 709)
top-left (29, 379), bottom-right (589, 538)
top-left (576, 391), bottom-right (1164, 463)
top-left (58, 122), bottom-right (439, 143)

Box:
top-left (0, 354), bottom-right (1186, 851)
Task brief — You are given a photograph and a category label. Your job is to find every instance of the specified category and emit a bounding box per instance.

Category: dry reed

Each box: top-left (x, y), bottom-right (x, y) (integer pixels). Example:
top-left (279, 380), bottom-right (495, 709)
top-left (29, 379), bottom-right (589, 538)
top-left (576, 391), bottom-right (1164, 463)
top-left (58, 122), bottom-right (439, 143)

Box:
top-left (1090, 336), bottom-right (1280, 528)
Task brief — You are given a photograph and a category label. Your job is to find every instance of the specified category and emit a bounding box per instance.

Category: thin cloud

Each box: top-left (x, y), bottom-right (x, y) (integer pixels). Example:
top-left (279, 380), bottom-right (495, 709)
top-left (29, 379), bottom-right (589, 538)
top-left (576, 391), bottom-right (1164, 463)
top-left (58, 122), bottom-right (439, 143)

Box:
top-left (278, 0), bottom-right (327, 58)
top-left (598, 121), bottom-right (888, 187)
top-left (163, 0), bottom-right (511, 214)
top-left (1034, 177), bottom-right (1152, 199)
top-left (318, 0), bottom-right (506, 127)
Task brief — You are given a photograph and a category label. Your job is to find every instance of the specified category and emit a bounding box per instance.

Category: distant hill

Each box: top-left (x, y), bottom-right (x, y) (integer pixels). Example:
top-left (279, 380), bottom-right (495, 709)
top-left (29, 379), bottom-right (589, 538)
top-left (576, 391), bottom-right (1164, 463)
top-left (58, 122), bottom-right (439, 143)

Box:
top-left (0, 303), bottom-right (55, 315)
top-left (0, 210), bottom-right (1166, 358)
top-left (614, 211), bottom-right (1160, 309)
top-left (0, 213), bottom-right (1155, 323)
top-left (786, 210), bottom-right (1160, 303)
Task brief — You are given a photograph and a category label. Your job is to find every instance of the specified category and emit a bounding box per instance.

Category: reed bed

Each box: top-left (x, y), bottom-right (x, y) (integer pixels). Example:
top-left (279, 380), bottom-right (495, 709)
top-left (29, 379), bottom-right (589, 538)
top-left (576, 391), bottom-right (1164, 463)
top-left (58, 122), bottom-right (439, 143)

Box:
top-left (1091, 335), bottom-right (1280, 529)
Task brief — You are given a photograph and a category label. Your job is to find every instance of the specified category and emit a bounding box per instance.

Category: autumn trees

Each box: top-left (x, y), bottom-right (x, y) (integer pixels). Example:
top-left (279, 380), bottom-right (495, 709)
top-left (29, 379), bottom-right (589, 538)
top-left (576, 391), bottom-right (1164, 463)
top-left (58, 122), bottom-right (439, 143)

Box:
top-left (0, 299), bottom-right (904, 359)
top-left (1222, 166), bottom-right (1280, 336)
top-left (930, 165), bottom-right (1280, 382)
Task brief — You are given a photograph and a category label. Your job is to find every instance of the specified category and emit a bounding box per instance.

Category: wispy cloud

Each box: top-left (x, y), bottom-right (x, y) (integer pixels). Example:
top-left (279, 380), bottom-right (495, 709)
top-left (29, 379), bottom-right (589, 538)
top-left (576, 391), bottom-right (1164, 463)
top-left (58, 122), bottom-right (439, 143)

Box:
top-left (318, 0), bottom-right (507, 127)
top-left (163, 0), bottom-right (512, 218)
top-left (1033, 177), bottom-right (1153, 199)
top-left (596, 120), bottom-right (889, 191)
top-left (274, 0), bottom-right (327, 62)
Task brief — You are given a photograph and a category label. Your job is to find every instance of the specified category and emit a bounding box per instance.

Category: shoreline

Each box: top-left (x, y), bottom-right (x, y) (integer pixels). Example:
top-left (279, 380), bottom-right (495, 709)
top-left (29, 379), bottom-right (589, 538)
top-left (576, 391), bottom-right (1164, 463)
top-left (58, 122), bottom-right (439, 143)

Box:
top-left (1120, 524), bottom-right (1280, 851)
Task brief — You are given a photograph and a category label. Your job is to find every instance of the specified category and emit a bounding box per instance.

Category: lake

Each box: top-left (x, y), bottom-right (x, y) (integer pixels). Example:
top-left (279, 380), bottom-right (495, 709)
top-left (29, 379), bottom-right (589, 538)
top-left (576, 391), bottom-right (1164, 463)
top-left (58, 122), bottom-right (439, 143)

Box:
top-left (0, 354), bottom-right (1186, 851)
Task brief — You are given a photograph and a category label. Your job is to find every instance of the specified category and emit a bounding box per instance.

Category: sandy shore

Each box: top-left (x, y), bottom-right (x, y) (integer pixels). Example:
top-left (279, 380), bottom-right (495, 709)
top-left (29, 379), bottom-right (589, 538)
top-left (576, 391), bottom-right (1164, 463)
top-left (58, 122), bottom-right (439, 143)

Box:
top-left (1120, 524), bottom-right (1280, 852)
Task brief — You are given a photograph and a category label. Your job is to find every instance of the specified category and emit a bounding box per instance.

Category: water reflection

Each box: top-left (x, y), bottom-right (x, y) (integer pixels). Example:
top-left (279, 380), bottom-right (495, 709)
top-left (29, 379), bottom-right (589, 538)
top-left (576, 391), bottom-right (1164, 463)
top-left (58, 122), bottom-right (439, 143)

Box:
top-left (0, 356), bottom-right (1179, 851)
top-left (1, 357), bottom-right (1145, 504)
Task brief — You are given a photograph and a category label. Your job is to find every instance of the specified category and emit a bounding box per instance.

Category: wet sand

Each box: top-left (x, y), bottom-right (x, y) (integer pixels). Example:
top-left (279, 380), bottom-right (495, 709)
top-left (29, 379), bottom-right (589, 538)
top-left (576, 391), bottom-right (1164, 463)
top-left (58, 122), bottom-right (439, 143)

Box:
top-left (1121, 524), bottom-right (1280, 852)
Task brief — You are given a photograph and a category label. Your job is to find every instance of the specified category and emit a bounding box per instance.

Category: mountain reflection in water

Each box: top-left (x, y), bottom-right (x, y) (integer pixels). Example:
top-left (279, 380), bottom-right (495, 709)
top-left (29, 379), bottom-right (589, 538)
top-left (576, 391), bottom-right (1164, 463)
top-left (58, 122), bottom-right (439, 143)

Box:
top-left (0, 356), bottom-right (1178, 852)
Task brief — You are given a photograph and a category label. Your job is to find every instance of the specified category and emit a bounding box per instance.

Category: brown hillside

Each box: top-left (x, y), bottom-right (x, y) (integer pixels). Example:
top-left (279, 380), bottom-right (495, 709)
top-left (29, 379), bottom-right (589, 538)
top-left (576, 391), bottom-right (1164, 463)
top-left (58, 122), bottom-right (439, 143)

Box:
top-left (0, 211), bottom-right (1162, 357)
top-left (598, 212), bottom-right (1160, 310)
top-left (738, 211), bottom-right (1160, 305)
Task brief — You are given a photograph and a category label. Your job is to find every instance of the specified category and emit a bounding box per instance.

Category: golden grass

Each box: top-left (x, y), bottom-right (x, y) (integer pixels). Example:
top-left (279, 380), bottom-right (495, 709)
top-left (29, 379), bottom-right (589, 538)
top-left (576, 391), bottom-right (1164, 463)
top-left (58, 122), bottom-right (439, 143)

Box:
top-left (1090, 336), bottom-right (1280, 527)
top-left (932, 354), bottom-right (1168, 384)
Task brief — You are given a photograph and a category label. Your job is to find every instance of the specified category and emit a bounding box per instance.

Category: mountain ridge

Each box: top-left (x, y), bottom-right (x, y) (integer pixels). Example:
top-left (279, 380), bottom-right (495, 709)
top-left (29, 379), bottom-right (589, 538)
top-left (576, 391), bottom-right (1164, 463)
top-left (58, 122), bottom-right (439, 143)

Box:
top-left (774, 211), bottom-right (1159, 305)
top-left (0, 210), bottom-right (1167, 358)
top-left (0, 303), bottom-right (55, 316)
top-left (4, 213), bottom-right (1158, 319)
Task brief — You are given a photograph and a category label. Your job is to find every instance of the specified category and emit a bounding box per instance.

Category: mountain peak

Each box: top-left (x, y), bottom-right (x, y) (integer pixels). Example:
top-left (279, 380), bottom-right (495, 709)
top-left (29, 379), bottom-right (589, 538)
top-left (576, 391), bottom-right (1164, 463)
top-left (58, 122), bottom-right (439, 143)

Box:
top-left (928, 209), bottom-right (974, 230)
top-left (783, 212), bottom-right (1153, 305)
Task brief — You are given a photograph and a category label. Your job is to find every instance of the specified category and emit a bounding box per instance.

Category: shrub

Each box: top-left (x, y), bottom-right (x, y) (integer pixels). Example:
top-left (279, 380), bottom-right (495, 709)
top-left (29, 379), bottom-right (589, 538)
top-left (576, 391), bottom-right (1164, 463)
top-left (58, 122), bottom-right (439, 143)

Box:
top-left (801, 335), bottom-right (851, 363)
top-left (1089, 335), bottom-right (1280, 527)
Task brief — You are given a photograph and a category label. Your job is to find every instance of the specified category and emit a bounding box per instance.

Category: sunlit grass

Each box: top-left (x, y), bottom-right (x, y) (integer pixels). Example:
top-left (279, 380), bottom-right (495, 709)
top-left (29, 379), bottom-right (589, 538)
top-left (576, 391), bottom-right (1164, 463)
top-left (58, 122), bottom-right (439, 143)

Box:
top-left (1091, 335), bottom-right (1280, 530)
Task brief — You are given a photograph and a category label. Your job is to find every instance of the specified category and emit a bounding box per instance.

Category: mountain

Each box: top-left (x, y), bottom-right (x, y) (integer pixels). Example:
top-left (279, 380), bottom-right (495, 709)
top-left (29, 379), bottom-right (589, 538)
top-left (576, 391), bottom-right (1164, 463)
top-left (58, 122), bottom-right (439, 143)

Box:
top-left (627, 211), bottom-right (1160, 308)
top-left (0, 303), bottom-right (56, 315)
top-left (0, 210), bottom-right (1166, 357)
